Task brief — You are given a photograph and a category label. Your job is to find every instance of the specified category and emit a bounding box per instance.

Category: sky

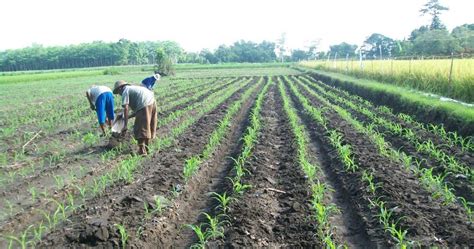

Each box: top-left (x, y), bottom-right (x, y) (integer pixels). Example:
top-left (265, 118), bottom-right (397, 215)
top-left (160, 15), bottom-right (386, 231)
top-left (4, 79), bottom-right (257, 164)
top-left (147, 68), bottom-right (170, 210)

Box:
top-left (0, 0), bottom-right (473, 52)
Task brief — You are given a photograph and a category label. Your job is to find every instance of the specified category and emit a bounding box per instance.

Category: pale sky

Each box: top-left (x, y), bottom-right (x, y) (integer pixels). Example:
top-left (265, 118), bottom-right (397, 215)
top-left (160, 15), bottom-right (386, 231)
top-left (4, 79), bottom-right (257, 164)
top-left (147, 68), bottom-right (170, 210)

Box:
top-left (0, 0), bottom-right (473, 52)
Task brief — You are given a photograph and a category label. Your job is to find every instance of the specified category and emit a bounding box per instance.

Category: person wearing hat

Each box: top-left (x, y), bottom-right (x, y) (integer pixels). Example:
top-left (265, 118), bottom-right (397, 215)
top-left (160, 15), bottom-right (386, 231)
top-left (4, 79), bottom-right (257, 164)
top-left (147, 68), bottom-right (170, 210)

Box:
top-left (113, 80), bottom-right (157, 155)
top-left (86, 85), bottom-right (115, 136)
top-left (141, 71), bottom-right (161, 90)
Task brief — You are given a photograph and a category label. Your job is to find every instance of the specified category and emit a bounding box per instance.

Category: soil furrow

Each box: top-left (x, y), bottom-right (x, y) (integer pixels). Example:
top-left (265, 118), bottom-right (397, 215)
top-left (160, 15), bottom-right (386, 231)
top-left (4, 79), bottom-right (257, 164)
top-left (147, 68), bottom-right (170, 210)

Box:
top-left (37, 77), bottom-right (259, 248)
top-left (280, 76), bottom-right (378, 248)
top-left (220, 84), bottom-right (319, 248)
top-left (297, 75), bottom-right (474, 202)
top-left (294, 79), bottom-right (474, 247)
top-left (136, 77), bottom-right (263, 248)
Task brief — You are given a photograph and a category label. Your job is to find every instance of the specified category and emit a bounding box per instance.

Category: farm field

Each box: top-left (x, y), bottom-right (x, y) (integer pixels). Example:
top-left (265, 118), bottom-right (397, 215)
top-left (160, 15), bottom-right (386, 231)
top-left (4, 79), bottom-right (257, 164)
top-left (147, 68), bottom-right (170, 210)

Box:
top-left (300, 59), bottom-right (474, 104)
top-left (0, 65), bottom-right (473, 248)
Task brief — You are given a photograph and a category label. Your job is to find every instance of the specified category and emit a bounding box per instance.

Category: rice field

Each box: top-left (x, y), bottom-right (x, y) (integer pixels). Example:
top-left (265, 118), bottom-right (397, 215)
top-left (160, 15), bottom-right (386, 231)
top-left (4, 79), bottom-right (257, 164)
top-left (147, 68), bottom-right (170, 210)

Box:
top-left (300, 59), bottom-right (474, 103)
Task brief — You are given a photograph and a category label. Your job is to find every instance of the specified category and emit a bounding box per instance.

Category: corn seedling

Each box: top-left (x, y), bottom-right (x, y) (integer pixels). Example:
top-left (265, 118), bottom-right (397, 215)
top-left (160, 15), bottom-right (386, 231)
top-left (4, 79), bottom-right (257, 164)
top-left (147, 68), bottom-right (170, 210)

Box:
top-left (152, 196), bottom-right (164, 215)
top-left (114, 224), bottom-right (129, 249)
top-left (228, 177), bottom-right (251, 195)
top-left (29, 186), bottom-right (37, 201)
top-left (212, 192), bottom-right (232, 213)
top-left (53, 175), bottom-right (64, 189)
top-left (458, 197), bottom-right (473, 221)
top-left (183, 156), bottom-right (201, 181)
top-left (203, 213), bottom-right (226, 240)
top-left (3, 225), bottom-right (33, 249)
top-left (187, 224), bottom-right (209, 249)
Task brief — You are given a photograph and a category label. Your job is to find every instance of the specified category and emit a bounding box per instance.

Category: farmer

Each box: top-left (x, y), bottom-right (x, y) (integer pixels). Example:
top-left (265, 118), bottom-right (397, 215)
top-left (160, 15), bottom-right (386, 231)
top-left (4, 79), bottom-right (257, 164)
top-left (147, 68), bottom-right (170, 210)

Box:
top-left (141, 71), bottom-right (161, 90)
top-left (113, 80), bottom-right (157, 155)
top-left (86, 85), bottom-right (115, 136)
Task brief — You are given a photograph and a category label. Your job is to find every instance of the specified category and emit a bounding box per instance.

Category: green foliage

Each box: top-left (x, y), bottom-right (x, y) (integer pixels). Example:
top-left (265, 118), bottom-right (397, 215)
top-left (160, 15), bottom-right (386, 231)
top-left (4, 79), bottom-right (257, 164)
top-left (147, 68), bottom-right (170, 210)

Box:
top-left (114, 224), bottom-right (129, 249)
top-left (329, 42), bottom-right (358, 57)
top-left (154, 48), bottom-right (175, 76)
top-left (103, 68), bottom-right (120, 75)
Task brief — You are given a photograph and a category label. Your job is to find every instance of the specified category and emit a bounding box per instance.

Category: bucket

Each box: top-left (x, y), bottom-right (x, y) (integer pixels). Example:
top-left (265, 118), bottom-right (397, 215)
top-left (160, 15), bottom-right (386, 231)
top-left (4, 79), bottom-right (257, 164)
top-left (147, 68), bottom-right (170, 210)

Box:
top-left (111, 113), bottom-right (125, 133)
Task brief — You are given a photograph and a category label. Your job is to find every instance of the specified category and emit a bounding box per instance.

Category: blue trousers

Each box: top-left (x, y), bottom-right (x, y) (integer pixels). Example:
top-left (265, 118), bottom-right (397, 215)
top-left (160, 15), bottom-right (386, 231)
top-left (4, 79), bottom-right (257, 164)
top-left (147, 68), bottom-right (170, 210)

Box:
top-left (95, 92), bottom-right (115, 125)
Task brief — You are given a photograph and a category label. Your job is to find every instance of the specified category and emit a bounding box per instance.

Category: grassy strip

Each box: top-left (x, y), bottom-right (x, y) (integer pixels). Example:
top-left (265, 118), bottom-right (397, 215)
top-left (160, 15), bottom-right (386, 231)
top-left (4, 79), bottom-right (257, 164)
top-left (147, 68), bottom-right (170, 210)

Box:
top-left (278, 78), bottom-right (341, 247)
top-left (296, 67), bottom-right (474, 137)
top-left (0, 70), bottom-right (104, 84)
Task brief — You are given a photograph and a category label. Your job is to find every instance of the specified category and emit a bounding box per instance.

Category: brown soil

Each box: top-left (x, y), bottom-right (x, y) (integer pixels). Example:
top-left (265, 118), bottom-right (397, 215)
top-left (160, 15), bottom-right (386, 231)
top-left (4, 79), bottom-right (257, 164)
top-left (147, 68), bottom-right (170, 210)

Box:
top-left (37, 77), bottom-right (260, 248)
top-left (290, 77), bottom-right (474, 247)
top-left (217, 84), bottom-right (320, 247)
top-left (298, 75), bottom-right (474, 203)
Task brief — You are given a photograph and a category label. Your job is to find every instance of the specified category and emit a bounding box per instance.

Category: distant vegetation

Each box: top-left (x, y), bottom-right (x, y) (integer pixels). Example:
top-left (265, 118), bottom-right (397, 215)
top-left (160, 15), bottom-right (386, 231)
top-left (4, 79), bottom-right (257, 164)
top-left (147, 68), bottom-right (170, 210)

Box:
top-left (0, 0), bottom-right (472, 72)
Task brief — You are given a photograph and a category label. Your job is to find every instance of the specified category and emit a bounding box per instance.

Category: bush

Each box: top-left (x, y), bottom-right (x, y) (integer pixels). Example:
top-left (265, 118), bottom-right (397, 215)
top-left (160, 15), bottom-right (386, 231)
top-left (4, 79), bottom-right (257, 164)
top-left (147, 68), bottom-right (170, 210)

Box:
top-left (103, 68), bottom-right (120, 75)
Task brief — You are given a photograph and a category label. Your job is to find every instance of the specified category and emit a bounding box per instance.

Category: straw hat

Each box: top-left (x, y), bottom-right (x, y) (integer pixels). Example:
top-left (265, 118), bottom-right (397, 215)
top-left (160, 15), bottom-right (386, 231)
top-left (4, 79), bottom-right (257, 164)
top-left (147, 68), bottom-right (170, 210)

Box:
top-left (153, 73), bottom-right (161, 81)
top-left (113, 80), bottom-right (130, 94)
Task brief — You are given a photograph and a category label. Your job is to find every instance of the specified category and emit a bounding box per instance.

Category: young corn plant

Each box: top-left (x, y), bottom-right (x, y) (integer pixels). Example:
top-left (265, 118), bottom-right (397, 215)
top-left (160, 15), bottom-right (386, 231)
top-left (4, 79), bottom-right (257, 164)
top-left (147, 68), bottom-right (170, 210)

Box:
top-left (187, 224), bottom-right (209, 249)
top-left (3, 225), bottom-right (33, 249)
top-left (458, 197), bottom-right (473, 222)
top-left (152, 196), bottom-right (165, 215)
top-left (183, 156), bottom-right (201, 182)
top-left (114, 224), bottom-right (129, 249)
top-left (212, 192), bottom-right (232, 213)
top-left (228, 177), bottom-right (251, 195)
top-left (202, 213), bottom-right (226, 240)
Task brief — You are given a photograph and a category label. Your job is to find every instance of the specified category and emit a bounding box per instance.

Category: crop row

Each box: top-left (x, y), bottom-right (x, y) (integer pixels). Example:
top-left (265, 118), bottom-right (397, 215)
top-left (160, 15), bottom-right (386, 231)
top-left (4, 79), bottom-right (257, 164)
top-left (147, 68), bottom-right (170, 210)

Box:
top-left (0, 77), bottom-right (255, 248)
top-left (285, 75), bottom-right (473, 247)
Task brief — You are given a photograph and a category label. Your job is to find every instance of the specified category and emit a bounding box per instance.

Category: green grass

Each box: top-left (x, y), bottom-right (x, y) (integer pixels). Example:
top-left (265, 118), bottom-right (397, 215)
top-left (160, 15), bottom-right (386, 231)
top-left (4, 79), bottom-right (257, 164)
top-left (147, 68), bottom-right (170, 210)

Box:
top-left (297, 68), bottom-right (474, 134)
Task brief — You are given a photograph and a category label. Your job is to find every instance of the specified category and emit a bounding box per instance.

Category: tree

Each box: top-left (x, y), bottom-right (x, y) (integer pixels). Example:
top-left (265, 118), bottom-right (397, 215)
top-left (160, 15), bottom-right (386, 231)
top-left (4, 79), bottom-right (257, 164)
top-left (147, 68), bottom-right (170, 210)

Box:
top-left (306, 39), bottom-right (320, 60)
top-left (112, 38), bottom-right (131, 65)
top-left (451, 24), bottom-right (474, 54)
top-left (329, 42), bottom-right (358, 58)
top-left (363, 33), bottom-right (396, 58)
top-left (412, 29), bottom-right (459, 55)
top-left (276, 33), bottom-right (287, 62)
top-left (420, 0), bottom-right (449, 30)
top-left (409, 25), bottom-right (430, 41)
top-left (154, 47), bottom-right (175, 75)
top-left (199, 49), bottom-right (218, 64)
top-left (290, 49), bottom-right (310, 61)
top-left (214, 45), bottom-right (236, 63)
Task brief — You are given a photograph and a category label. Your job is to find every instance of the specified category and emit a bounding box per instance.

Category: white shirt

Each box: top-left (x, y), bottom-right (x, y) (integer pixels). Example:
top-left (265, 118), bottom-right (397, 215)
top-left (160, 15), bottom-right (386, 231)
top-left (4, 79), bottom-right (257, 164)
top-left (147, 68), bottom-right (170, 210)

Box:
top-left (88, 86), bottom-right (112, 106)
top-left (121, 85), bottom-right (155, 111)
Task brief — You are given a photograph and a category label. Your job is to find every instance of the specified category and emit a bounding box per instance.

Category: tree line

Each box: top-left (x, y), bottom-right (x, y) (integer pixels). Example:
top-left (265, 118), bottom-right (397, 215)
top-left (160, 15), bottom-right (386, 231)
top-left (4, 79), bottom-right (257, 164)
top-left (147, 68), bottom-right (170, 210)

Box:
top-left (324, 0), bottom-right (473, 59)
top-left (0, 0), bottom-right (472, 71)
